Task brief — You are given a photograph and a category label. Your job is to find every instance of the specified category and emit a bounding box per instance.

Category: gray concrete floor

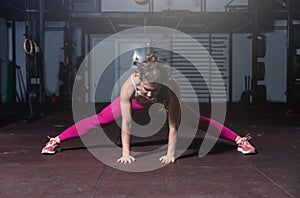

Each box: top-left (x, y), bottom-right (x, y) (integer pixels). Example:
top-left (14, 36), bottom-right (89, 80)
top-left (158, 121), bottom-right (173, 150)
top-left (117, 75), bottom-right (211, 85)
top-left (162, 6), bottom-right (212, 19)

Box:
top-left (0, 104), bottom-right (299, 198)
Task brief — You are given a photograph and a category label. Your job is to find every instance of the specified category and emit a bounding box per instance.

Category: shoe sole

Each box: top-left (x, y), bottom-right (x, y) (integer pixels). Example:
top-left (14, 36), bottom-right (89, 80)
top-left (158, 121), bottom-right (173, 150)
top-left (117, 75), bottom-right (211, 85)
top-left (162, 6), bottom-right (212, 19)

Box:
top-left (237, 147), bottom-right (256, 155)
top-left (41, 148), bottom-right (61, 155)
top-left (41, 151), bottom-right (56, 155)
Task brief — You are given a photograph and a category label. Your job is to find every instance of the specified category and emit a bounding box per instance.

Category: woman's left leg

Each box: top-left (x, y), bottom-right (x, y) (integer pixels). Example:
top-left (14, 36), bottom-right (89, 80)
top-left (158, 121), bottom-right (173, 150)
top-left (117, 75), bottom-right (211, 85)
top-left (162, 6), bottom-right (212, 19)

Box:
top-left (181, 102), bottom-right (256, 154)
top-left (181, 102), bottom-right (237, 141)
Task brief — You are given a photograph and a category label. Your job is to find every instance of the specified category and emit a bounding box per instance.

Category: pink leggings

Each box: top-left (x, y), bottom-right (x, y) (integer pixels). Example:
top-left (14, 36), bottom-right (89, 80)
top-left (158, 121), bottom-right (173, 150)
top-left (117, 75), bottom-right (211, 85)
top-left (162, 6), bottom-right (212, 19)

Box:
top-left (58, 97), bottom-right (237, 142)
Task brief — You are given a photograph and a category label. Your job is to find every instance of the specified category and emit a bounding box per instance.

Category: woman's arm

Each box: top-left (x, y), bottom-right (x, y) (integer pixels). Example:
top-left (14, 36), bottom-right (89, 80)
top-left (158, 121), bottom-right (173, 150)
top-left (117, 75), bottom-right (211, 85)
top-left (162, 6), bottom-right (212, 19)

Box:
top-left (117, 76), bottom-right (136, 164)
top-left (159, 78), bottom-right (181, 164)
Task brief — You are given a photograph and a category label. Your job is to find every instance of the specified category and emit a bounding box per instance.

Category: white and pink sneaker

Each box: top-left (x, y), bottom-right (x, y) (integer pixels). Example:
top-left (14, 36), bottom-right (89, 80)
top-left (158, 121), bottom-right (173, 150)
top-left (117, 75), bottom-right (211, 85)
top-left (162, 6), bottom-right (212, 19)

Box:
top-left (41, 136), bottom-right (60, 154)
top-left (237, 134), bottom-right (256, 154)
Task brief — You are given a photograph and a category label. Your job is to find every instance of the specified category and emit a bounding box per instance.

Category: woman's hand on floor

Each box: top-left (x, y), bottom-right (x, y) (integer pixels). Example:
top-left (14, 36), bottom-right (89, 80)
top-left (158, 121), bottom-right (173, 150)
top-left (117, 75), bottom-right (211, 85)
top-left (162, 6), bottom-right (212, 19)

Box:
top-left (117, 155), bottom-right (136, 164)
top-left (159, 155), bottom-right (175, 164)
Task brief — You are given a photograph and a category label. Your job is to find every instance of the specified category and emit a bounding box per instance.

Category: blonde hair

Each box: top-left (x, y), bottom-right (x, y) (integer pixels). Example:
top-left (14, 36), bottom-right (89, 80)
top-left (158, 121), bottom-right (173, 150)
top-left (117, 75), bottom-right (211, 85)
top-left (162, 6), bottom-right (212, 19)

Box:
top-left (135, 52), bottom-right (170, 84)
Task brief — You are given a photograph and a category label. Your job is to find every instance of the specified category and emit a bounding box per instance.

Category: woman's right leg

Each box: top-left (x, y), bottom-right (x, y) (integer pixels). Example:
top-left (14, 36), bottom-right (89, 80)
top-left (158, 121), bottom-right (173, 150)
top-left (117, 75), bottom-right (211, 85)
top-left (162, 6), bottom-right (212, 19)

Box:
top-left (42, 97), bottom-right (147, 154)
top-left (58, 97), bottom-right (147, 141)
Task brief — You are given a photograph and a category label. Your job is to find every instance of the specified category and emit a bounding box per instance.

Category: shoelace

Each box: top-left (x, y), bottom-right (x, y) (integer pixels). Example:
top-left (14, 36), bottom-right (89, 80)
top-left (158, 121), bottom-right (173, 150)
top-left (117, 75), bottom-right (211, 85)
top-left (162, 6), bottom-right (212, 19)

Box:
top-left (238, 133), bottom-right (252, 146)
top-left (46, 136), bottom-right (58, 146)
top-left (244, 133), bottom-right (252, 141)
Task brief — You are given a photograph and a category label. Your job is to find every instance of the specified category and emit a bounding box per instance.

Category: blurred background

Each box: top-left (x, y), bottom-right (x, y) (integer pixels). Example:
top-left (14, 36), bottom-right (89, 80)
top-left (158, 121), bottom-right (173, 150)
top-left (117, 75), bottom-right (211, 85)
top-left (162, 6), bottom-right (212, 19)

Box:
top-left (0, 0), bottom-right (299, 123)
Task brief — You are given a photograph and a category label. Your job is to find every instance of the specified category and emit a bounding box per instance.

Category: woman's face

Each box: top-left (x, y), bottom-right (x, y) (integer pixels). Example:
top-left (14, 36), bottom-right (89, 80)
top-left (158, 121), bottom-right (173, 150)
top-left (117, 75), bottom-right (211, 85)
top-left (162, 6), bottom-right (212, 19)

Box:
top-left (138, 82), bottom-right (161, 101)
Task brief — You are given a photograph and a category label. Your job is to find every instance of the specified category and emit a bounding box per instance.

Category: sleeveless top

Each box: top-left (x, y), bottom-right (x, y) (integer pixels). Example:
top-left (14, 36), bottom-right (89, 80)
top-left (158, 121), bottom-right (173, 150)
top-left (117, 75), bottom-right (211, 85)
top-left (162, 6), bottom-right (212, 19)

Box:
top-left (130, 75), bottom-right (145, 98)
top-left (130, 74), bottom-right (169, 107)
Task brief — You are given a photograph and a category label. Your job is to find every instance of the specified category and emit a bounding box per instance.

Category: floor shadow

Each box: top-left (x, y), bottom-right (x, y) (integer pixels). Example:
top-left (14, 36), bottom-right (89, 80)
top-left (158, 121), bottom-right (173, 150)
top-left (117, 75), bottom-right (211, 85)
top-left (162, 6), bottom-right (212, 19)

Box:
top-left (60, 137), bottom-right (238, 159)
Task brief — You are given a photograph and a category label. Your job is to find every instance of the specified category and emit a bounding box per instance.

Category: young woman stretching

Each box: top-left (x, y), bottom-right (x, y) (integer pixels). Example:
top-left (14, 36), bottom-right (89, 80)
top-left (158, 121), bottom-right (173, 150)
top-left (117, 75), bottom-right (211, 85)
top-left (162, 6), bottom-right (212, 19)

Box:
top-left (42, 53), bottom-right (256, 164)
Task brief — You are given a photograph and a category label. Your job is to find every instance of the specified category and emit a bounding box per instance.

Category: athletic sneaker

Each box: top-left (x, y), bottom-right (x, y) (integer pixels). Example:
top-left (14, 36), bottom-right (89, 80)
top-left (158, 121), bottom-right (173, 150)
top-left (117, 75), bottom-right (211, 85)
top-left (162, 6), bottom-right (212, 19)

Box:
top-left (237, 134), bottom-right (256, 154)
top-left (41, 136), bottom-right (60, 154)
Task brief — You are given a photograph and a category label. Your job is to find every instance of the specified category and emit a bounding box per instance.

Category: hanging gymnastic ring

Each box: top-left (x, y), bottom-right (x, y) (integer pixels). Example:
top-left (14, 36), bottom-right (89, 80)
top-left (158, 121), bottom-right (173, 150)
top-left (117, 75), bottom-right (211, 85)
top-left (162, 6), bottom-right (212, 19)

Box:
top-left (23, 39), bottom-right (33, 55)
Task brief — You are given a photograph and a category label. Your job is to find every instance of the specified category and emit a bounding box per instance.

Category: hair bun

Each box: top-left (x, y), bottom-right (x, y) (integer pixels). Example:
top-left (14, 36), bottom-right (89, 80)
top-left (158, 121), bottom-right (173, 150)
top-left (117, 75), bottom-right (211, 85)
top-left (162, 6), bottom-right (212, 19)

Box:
top-left (146, 52), bottom-right (158, 62)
